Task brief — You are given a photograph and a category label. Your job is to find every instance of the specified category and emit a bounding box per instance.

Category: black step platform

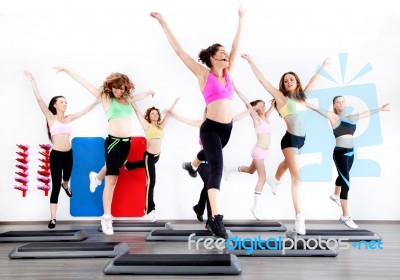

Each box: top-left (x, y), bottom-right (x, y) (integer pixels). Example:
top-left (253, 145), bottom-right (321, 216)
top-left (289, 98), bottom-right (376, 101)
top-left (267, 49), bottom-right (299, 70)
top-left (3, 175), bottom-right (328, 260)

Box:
top-left (224, 221), bottom-right (287, 232)
top-left (98, 221), bottom-right (174, 232)
top-left (103, 253), bottom-right (242, 275)
top-left (9, 242), bottom-right (129, 259)
top-left (145, 229), bottom-right (233, 241)
top-left (286, 229), bottom-right (382, 241)
top-left (226, 239), bottom-right (337, 257)
top-left (0, 230), bottom-right (88, 242)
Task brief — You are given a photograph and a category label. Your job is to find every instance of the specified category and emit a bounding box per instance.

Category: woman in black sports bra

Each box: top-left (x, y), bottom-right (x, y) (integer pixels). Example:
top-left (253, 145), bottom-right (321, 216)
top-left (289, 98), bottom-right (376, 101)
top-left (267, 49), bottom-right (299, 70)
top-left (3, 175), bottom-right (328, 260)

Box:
top-left (307, 96), bottom-right (390, 229)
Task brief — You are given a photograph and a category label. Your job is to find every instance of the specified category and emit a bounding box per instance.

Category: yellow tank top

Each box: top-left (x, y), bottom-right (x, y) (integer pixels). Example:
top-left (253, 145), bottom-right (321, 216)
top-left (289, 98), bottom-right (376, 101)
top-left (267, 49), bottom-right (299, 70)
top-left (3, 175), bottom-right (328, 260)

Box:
top-left (145, 123), bottom-right (164, 140)
top-left (278, 97), bottom-right (307, 118)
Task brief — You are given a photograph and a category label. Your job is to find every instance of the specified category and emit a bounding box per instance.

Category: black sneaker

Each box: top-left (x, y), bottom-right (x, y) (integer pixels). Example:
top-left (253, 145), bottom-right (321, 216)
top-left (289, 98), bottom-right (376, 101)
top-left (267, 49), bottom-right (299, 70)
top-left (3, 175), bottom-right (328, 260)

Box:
top-left (182, 162), bottom-right (197, 178)
top-left (206, 214), bottom-right (228, 239)
top-left (193, 205), bottom-right (204, 222)
top-left (48, 219), bottom-right (56, 229)
top-left (62, 184), bottom-right (72, 197)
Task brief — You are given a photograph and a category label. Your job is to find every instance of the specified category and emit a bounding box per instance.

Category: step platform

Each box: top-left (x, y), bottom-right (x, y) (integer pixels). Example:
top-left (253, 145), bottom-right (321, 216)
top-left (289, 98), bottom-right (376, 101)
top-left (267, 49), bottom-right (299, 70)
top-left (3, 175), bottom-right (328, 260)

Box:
top-left (145, 229), bottom-right (233, 241)
top-left (0, 230), bottom-right (88, 242)
top-left (286, 229), bottom-right (382, 241)
top-left (9, 242), bottom-right (129, 259)
top-left (224, 221), bottom-right (287, 232)
top-left (226, 238), bottom-right (338, 257)
top-left (98, 221), bottom-right (174, 232)
top-left (103, 253), bottom-right (242, 275)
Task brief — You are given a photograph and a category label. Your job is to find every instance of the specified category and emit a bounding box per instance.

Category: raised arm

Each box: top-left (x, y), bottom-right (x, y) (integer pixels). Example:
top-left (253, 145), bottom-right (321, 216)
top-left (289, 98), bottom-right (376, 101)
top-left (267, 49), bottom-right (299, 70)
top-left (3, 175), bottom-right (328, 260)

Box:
top-left (169, 111), bottom-right (203, 128)
top-left (23, 71), bottom-right (54, 121)
top-left (130, 100), bottom-right (149, 131)
top-left (234, 84), bottom-right (259, 121)
top-left (132, 90), bottom-right (156, 102)
top-left (347, 103), bottom-right (390, 123)
top-left (306, 101), bottom-right (338, 127)
top-left (241, 54), bottom-right (283, 102)
top-left (264, 100), bottom-right (276, 119)
top-left (67, 99), bottom-right (99, 122)
top-left (53, 66), bottom-right (100, 98)
top-left (303, 57), bottom-right (332, 95)
top-left (150, 12), bottom-right (206, 78)
top-left (227, 4), bottom-right (246, 72)
top-left (160, 98), bottom-right (180, 127)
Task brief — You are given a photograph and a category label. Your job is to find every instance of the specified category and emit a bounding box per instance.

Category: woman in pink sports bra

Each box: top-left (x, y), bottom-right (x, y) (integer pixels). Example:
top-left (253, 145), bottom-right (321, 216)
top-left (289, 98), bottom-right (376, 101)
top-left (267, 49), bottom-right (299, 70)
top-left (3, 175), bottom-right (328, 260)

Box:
top-left (24, 70), bottom-right (98, 229)
top-left (151, 4), bottom-right (246, 239)
top-left (241, 54), bottom-right (331, 235)
top-left (224, 86), bottom-right (275, 220)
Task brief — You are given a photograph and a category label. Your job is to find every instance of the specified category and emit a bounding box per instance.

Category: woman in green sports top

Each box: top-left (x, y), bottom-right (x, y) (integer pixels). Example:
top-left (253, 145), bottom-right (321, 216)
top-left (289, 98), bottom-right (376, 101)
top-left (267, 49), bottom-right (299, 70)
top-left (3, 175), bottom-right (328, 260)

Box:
top-left (125, 98), bottom-right (180, 222)
top-left (53, 66), bottom-right (154, 235)
top-left (241, 54), bottom-right (331, 235)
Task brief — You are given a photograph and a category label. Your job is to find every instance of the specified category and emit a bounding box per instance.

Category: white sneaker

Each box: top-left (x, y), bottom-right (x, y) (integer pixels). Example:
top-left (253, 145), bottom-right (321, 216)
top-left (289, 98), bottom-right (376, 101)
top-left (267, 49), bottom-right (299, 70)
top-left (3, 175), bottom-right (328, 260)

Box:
top-left (101, 217), bottom-right (114, 235)
top-left (250, 206), bottom-right (262, 220)
top-left (329, 194), bottom-right (341, 207)
top-left (224, 165), bottom-right (237, 181)
top-left (147, 210), bottom-right (156, 223)
top-left (89, 172), bottom-right (101, 193)
top-left (339, 216), bottom-right (359, 229)
top-left (267, 177), bottom-right (280, 195)
top-left (295, 213), bottom-right (306, 235)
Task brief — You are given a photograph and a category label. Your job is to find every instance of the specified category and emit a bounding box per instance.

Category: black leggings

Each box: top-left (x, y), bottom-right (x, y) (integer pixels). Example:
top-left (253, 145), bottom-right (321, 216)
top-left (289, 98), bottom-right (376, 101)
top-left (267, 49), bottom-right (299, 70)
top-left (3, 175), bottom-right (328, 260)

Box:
top-left (125, 151), bottom-right (160, 213)
top-left (105, 135), bottom-right (131, 176)
top-left (196, 163), bottom-right (212, 219)
top-left (200, 118), bottom-right (232, 190)
top-left (333, 147), bottom-right (354, 200)
top-left (49, 149), bottom-right (73, 204)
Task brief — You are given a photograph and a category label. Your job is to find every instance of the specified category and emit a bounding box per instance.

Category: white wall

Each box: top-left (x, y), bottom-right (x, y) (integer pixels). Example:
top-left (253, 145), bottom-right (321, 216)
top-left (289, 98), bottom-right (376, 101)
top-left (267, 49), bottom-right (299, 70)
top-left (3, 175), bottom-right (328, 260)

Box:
top-left (1, 0), bottom-right (399, 222)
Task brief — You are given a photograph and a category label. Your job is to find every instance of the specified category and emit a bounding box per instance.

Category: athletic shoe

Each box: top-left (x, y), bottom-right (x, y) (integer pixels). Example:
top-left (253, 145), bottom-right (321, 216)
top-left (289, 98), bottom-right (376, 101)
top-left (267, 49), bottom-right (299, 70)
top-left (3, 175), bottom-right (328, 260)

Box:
top-left (339, 216), bottom-right (359, 229)
top-left (267, 177), bottom-right (280, 195)
top-left (250, 206), bottom-right (262, 220)
top-left (223, 165), bottom-right (237, 181)
top-left (147, 210), bottom-right (156, 223)
top-left (48, 219), bottom-right (56, 229)
top-left (62, 184), bottom-right (72, 197)
top-left (206, 214), bottom-right (228, 239)
top-left (329, 194), bottom-right (341, 207)
top-left (89, 172), bottom-right (101, 193)
top-left (295, 213), bottom-right (306, 235)
top-left (193, 205), bottom-right (204, 222)
top-left (101, 217), bottom-right (114, 235)
top-left (182, 162), bottom-right (197, 178)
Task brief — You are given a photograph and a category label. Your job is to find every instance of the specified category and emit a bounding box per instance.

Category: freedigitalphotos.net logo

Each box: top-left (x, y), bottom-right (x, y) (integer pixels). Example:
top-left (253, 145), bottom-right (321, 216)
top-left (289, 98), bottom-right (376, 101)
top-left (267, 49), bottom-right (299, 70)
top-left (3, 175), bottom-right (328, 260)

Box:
top-left (188, 234), bottom-right (350, 255)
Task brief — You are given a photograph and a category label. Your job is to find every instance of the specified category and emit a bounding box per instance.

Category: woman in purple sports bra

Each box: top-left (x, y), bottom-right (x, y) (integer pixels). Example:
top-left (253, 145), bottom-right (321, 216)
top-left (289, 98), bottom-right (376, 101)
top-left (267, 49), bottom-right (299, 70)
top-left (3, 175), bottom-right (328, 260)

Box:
top-left (241, 54), bottom-right (331, 235)
top-left (224, 86), bottom-right (276, 221)
top-left (24, 70), bottom-right (98, 229)
top-left (150, 4), bottom-right (246, 239)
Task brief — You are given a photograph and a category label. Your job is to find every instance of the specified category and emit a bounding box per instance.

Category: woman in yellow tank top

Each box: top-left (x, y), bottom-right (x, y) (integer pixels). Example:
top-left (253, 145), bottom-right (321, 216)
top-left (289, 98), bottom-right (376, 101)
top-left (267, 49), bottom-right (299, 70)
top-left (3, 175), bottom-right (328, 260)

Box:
top-left (241, 54), bottom-right (331, 235)
top-left (125, 98), bottom-right (179, 222)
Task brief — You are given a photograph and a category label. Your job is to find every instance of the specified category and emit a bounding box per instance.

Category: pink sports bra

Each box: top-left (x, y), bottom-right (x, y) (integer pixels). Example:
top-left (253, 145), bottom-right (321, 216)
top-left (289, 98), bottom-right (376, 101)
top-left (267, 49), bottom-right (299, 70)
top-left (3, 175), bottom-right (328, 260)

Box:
top-left (202, 72), bottom-right (234, 105)
top-left (50, 117), bottom-right (72, 136)
top-left (255, 120), bottom-right (272, 134)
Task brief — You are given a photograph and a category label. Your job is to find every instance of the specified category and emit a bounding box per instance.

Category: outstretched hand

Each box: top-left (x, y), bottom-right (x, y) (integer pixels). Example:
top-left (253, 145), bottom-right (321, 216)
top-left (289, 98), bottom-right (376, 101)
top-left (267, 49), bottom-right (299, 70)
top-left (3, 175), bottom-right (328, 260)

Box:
top-left (380, 103), bottom-right (390, 112)
top-left (322, 56), bottom-right (333, 67)
top-left (241, 54), bottom-right (253, 63)
top-left (238, 3), bottom-right (247, 18)
top-left (150, 12), bottom-right (166, 25)
top-left (53, 66), bottom-right (66, 74)
top-left (23, 70), bottom-right (34, 81)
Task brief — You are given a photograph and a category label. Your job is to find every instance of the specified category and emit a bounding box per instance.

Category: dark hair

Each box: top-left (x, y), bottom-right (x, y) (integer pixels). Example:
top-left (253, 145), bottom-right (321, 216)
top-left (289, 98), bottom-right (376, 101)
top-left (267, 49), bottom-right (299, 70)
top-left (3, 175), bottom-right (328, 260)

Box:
top-left (46, 96), bottom-right (65, 142)
top-left (279, 72), bottom-right (306, 101)
top-left (144, 107), bottom-right (162, 125)
top-left (198, 43), bottom-right (223, 68)
top-left (250, 99), bottom-right (264, 107)
top-left (101, 73), bottom-right (135, 100)
top-left (332, 96), bottom-right (343, 114)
